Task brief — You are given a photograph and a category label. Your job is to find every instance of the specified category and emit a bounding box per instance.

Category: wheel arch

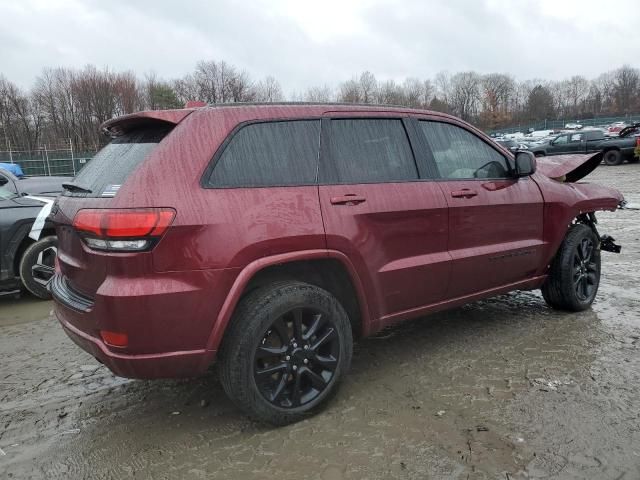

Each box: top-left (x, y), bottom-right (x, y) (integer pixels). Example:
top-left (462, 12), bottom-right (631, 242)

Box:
top-left (542, 206), bottom-right (616, 274)
top-left (203, 250), bottom-right (371, 362)
top-left (602, 145), bottom-right (621, 152)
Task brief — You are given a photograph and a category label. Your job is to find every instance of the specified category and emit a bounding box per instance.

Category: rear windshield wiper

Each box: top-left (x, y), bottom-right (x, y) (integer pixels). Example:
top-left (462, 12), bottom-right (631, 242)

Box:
top-left (62, 183), bottom-right (92, 194)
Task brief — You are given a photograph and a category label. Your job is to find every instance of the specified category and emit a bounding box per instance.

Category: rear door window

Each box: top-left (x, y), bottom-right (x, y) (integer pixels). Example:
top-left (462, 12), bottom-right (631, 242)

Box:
top-left (419, 121), bottom-right (510, 179)
top-left (321, 119), bottom-right (418, 184)
top-left (67, 124), bottom-right (173, 197)
top-left (206, 120), bottom-right (320, 187)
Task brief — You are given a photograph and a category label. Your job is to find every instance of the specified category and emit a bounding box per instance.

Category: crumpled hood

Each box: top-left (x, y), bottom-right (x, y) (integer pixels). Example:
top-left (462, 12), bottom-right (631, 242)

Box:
top-left (535, 151), bottom-right (603, 182)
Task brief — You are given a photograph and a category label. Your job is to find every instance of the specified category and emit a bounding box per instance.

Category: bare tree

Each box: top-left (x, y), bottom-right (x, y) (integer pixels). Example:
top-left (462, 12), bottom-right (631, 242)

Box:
top-left (358, 71), bottom-right (377, 104)
top-left (255, 76), bottom-right (283, 102)
top-left (449, 72), bottom-right (481, 121)
top-left (403, 77), bottom-right (423, 108)
top-left (338, 79), bottom-right (361, 103)
top-left (612, 65), bottom-right (640, 113)
top-left (304, 85), bottom-right (333, 103)
top-left (434, 71), bottom-right (452, 105)
top-left (4, 60), bottom-right (640, 150)
top-left (376, 80), bottom-right (404, 105)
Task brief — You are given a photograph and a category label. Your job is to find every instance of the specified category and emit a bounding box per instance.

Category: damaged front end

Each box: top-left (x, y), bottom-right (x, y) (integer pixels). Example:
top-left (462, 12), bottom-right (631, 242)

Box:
top-left (574, 212), bottom-right (622, 254)
top-left (533, 151), bottom-right (625, 257)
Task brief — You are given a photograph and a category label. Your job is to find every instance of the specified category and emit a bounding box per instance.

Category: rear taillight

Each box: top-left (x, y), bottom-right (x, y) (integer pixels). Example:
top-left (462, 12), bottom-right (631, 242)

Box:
top-left (73, 208), bottom-right (175, 252)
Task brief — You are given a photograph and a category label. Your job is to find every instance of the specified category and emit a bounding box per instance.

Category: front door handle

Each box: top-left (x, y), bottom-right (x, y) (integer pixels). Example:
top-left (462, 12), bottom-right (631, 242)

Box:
top-left (451, 189), bottom-right (478, 199)
top-left (330, 194), bottom-right (367, 205)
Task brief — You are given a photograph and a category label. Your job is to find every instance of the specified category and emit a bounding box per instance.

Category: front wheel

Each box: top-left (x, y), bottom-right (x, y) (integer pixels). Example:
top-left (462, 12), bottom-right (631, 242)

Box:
top-left (541, 224), bottom-right (601, 311)
top-left (219, 281), bottom-right (353, 425)
top-left (19, 236), bottom-right (57, 299)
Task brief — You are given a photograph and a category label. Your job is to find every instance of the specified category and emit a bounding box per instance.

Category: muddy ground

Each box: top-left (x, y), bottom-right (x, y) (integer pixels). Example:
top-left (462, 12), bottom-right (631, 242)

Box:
top-left (1, 164), bottom-right (639, 480)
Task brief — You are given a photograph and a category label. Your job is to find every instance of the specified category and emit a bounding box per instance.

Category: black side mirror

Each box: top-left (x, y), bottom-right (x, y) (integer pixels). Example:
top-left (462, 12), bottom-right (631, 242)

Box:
top-left (515, 151), bottom-right (537, 177)
top-left (0, 176), bottom-right (7, 186)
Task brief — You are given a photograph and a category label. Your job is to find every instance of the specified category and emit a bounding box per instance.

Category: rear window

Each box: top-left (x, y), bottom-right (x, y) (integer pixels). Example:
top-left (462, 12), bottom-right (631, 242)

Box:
top-left (65, 124), bottom-right (173, 197)
top-left (206, 120), bottom-right (320, 188)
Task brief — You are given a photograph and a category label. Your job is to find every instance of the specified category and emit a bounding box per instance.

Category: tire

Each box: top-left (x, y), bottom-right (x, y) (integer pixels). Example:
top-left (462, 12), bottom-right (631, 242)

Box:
top-left (19, 236), bottom-right (57, 300)
top-left (628, 157), bottom-right (639, 164)
top-left (603, 150), bottom-right (623, 166)
top-left (533, 152), bottom-right (545, 157)
top-left (219, 281), bottom-right (353, 425)
top-left (541, 224), bottom-right (601, 312)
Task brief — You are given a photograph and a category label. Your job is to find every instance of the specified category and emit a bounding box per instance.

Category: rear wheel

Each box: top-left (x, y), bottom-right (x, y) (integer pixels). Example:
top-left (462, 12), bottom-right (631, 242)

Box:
top-left (603, 150), bottom-right (623, 166)
top-left (219, 281), bottom-right (353, 425)
top-left (534, 152), bottom-right (545, 158)
top-left (19, 236), bottom-right (57, 299)
top-left (541, 224), bottom-right (601, 312)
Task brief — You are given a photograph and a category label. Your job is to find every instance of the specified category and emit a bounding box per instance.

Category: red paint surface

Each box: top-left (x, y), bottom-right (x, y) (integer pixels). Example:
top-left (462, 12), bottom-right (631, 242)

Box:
top-left (52, 104), bottom-right (624, 379)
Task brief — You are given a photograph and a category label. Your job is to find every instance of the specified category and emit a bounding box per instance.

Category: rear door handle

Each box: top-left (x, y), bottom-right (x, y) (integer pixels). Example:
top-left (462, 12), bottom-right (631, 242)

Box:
top-left (330, 194), bottom-right (367, 205)
top-left (451, 189), bottom-right (478, 199)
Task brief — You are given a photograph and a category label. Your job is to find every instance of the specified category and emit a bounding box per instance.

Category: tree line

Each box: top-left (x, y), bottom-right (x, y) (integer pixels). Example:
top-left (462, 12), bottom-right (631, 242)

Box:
top-left (1, 61), bottom-right (639, 151)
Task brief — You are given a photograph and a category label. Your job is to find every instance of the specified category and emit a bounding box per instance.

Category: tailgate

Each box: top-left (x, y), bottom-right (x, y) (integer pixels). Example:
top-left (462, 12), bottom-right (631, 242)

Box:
top-left (53, 118), bottom-right (180, 297)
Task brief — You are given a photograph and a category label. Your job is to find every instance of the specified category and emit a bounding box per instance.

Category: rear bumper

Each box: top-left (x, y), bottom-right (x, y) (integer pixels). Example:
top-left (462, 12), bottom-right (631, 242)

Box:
top-left (50, 269), bottom-right (237, 379)
top-left (56, 304), bottom-right (210, 379)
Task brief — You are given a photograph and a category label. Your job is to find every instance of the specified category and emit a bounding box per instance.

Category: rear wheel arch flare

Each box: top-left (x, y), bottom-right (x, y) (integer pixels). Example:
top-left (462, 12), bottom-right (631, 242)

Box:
top-left (240, 258), bottom-right (364, 335)
top-left (206, 251), bottom-right (371, 356)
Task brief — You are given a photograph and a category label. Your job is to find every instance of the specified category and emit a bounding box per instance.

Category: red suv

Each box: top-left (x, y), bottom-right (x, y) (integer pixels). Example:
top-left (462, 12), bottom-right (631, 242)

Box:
top-left (51, 104), bottom-right (623, 424)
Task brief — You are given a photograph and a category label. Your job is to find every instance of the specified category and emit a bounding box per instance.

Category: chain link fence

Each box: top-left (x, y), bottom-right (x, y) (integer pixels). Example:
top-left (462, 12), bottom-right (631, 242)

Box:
top-left (0, 144), bottom-right (98, 177)
top-left (488, 113), bottom-right (640, 136)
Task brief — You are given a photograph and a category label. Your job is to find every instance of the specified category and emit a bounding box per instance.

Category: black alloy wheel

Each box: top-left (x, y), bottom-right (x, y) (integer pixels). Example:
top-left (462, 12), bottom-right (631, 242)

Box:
top-left (219, 281), bottom-right (352, 425)
top-left (253, 307), bottom-right (340, 408)
top-left (573, 237), bottom-right (598, 302)
top-left (541, 223), bottom-right (601, 312)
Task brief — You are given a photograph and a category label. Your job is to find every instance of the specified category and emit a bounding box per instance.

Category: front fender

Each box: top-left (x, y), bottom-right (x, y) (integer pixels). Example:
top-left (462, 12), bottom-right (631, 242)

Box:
top-left (533, 173), bottom-right (624, 270)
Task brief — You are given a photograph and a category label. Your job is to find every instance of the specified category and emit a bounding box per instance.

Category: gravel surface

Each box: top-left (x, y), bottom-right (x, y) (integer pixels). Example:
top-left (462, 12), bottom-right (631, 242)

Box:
top-left (1, 163), bottom-right (639, 479)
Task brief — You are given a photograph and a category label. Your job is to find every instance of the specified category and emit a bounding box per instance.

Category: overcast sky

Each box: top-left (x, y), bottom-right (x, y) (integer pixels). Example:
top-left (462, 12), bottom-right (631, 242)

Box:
top-left (1, 0), bottom-right (638, 95)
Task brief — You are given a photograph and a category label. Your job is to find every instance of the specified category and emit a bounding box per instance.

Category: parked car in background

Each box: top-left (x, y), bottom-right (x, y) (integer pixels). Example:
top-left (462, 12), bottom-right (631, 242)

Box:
top-left (530, 130), bottom-right (556, 138)
top-left (528, 126), bottom-right (640, 165)
top-left (51, 104), bottom-right (623, 425)
top-left (0, 168), bottom-right (69, 298)
top-left (606, 122), bottom-right (628, 137)
top-left (520, 136), bottom-right (556, 149)
top-left (528, 129), bottom-right (605, 157)
top-left (495, 138), bottom-right (522, 152)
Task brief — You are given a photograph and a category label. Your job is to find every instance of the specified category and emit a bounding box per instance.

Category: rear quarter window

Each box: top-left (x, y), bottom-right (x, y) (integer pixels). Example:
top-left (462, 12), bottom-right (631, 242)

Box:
top-left (67, 124), bottom-right (173, 198)
top-left (205, 120), bottom-right (320, 188)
